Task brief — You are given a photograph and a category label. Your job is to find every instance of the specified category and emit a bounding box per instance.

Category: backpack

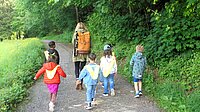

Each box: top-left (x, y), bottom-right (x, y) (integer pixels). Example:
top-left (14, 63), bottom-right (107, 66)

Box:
top-left (75, 31), bottom-right (91, 54)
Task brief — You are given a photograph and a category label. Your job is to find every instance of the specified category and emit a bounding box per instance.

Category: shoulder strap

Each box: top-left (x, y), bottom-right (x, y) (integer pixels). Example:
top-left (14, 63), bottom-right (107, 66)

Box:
top-left (86, 65), bottom-right (99, 80)
top-left (44, 50), bottom-right (49, 60)
top-left (46, 65), bottom-right (60, 79)
top-left (102, 56), bottom-right (116, 77)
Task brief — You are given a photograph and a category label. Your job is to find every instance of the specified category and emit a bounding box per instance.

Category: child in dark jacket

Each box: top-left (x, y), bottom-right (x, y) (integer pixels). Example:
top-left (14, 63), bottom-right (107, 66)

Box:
top-left (44, 41), bottom-right (60, 64)
top-left (34, 55), bottom-right (66, 111)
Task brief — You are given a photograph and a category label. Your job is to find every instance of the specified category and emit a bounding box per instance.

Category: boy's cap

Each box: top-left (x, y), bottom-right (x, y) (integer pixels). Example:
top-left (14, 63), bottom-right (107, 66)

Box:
top-left (104, 44), bottom-right (111, 51)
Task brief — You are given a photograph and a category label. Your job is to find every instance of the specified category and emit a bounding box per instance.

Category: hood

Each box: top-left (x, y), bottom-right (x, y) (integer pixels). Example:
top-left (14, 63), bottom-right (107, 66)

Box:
top-left (43, 62), bottom-right (57, 70)
top-left (135, 52), bottom-right (143, 59)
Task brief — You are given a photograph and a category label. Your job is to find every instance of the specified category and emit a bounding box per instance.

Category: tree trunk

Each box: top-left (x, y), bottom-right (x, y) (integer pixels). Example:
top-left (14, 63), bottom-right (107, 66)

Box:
top-left (75, 6), bottom-right (79, 23)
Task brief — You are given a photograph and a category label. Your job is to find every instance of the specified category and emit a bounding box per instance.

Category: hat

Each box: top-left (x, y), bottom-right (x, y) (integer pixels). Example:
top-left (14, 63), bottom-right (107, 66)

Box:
top-left (104, 44), bottom-right (111, 51)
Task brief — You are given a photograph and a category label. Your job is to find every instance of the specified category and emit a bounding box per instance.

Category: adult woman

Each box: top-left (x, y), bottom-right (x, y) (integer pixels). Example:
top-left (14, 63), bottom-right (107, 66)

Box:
top-left (72, 22), bottom-right (89, 90)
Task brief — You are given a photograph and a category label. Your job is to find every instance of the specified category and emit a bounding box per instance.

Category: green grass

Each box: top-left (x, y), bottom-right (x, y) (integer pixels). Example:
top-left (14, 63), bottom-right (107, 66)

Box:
top-left (41, 31), bottom-right (73, 43)
top-left (0, 38), bottom-right (44, 111)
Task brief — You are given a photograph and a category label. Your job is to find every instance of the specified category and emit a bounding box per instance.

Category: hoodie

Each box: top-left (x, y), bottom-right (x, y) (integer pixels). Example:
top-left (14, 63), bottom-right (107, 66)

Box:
top-left (130, 52), bottom-right (147, 79)
top-left (35, 62), bottom-right (66, 84)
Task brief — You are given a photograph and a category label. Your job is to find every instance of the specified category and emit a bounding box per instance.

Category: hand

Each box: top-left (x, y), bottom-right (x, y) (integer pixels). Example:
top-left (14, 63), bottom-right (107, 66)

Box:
top-left (114, 73), bottom-right (117, 77)
top-left (34, 77), bottom-right (37, 80)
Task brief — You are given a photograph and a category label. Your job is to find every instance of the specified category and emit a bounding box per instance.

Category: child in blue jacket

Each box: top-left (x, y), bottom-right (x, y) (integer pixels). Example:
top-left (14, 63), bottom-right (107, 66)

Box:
top-left (130, 45), bottom-right (147, 98)
top-left (76, 53), bottom-right (101, 110)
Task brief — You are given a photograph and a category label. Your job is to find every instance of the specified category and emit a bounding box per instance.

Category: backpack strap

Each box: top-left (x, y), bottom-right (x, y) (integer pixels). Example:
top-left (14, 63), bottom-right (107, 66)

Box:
top-left (85, 65), bottom-right (99, 80)
top-left (46, 65), bottom-right (60, 79)
top-left (44, 50), bottom-right (49, 60)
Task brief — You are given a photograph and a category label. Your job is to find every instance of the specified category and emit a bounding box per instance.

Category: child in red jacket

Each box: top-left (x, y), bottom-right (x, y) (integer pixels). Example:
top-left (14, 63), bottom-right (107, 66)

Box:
top-left (34, 54), bottom-right (66, 112)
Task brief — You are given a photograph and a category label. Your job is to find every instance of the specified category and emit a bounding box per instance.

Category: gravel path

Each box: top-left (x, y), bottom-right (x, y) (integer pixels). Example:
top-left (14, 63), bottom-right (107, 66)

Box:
top-left (17, 40), bottom-right (160, 112)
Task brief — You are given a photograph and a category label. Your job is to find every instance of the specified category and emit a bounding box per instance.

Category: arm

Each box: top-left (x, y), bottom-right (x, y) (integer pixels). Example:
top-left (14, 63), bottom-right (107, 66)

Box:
top-left (34, 67), bottom-right (45, 80)
top-left (78, 67), bottom-right (87, 81)
top-left (57, 66), bottom-right (66, 78)
top-left (129, 55), bottom-right (134, 73)
top-left (55, 50), bottom-right (60, 64)
top-left (113, 58), bottom-right (117, 75)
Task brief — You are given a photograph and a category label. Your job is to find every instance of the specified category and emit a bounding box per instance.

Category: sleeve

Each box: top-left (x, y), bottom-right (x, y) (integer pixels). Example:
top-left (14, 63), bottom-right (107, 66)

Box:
top-left (100, 57), bottom-right (104, 70)
top-left (98, 66), bottom-right (103, 82)
top-left (57, 66), bottom-right (66, 78)
top-left (55, 50), bottom-right (60, 64)
top-left (72, 32), bottom-right (76, 44)
top-left (78, 67), bottom-right (87, 80)
top-left (113, 58), bottom-right (117, 73)
top-left (130, 55), bottom-right (135, 66)
top-left (35, 67), bottom-right (45, 79)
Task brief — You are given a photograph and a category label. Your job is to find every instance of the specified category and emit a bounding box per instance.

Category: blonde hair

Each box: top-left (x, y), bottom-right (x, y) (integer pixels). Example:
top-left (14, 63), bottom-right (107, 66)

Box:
top-left (74, 22), bottom-right (88, 32)
top-left (136, 45), bottom-right (144, 52)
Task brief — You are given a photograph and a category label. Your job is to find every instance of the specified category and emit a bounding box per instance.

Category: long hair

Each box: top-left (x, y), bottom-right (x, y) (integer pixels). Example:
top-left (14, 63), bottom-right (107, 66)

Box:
top-left (74, 22), bottom-right (88, 32)
top-left (103, 49), bottom-right (112, 58)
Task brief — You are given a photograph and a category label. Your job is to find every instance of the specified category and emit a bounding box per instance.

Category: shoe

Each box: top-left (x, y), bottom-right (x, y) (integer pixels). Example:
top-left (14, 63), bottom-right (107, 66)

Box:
top-left (80, 85), bottom-right (84, 90)
top-left (102, 93), bottom-right (109, 96)
top-left (91, 101), bottom-right (97, 106)
top-left (49, 102), bottom-right (55, 107)
top-left (111, 89), bottom-right (115, 96)
top-left (49, 102), bottom-right (55, 111)
top-left (49, 107), bottom-right (54, 112)
top-left (75, 83), bottom-right (80, 90)
top-left (85, 106), bottom-right (93, 110)
top-left (135, 93), bottom-right (140, 98)
top-left (139, 91), bottom-right (142, 95)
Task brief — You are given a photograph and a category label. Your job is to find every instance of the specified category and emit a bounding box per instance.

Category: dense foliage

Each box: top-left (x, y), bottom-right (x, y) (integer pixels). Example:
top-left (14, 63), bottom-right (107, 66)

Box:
top-left (0, 0), bottom-right (14, 39)
top-left (85, 0), bottom-right (200, 111)
top-left (0, 39), bottom-right (44, 111)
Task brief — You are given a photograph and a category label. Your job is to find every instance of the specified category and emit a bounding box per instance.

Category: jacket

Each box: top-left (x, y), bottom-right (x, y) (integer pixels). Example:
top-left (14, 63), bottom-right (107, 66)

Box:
top-left (35, 62), bottom-right (66, 84)
top-left (100, 56), bottom-right (117, 77)
top-left (79, 63), bottom-right (101, 86)
top-left (130, 52), bottom-right (147, 79)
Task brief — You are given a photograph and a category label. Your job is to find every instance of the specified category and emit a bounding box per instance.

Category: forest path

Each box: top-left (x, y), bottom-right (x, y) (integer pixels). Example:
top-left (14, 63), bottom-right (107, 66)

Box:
top-left (17, 40), bottom-right (160, 112)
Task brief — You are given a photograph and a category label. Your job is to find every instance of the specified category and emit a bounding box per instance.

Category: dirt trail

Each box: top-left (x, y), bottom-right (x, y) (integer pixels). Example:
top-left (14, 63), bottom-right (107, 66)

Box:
top-left (17, 40), bottom-right (160, 112)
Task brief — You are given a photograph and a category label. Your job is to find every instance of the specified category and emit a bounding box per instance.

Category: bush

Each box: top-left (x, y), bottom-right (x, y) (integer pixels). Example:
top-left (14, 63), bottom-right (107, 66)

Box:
top-left (0, 38), bottom-right (44, 111)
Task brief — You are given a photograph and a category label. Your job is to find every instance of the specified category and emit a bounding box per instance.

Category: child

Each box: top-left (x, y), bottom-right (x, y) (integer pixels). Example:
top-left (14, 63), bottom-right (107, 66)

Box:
top-left (100, 45), bottom-right (117, 96)
top-left (34, 54), bottom-right (66, 111)
top-left (44, 41), bottom-right (60, 64)
top-left (130, 45), bottom-right (147, 98)
top-left (76, 53), bottom-right (101, 110)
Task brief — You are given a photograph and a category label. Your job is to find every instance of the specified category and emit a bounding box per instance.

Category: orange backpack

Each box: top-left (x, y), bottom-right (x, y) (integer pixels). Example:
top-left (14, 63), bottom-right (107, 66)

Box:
top-left (76, 32), bottom-right (91, 54)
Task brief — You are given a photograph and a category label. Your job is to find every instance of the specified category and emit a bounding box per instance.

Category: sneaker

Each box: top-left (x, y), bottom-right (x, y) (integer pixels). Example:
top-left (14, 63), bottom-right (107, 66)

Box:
top-left (111, 89), bottom-right (115, 96)
top-left (139, 91), bottom-right (142, 95)
top-left (49, 102), bottom-right (55, 108)
top-left (85, 106), bottom-right (93, 110)
top-left (135, 93), bottom-right (140, 98)
top-left (91, 101), bottom-right (97, 106)
top-left (49, 102), bottom-right (55, 111)
top-left (49, 107), bottom-right (54, 112)
top-left (102, 93), bottom-right (109, 96)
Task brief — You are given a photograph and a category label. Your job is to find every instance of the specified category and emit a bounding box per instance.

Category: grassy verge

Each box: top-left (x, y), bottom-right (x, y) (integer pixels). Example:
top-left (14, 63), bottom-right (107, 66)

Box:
top-left (0, 38), bottom-right (44, 111)
top-left (41, 31), bottom-right (73, 43)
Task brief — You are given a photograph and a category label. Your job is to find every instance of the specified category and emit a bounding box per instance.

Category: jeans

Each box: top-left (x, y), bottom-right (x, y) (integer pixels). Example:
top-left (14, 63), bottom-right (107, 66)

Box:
top-left (103, 73), bottom-right (115, 94)
top-left (86, 84), bottom-right (96, 103)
